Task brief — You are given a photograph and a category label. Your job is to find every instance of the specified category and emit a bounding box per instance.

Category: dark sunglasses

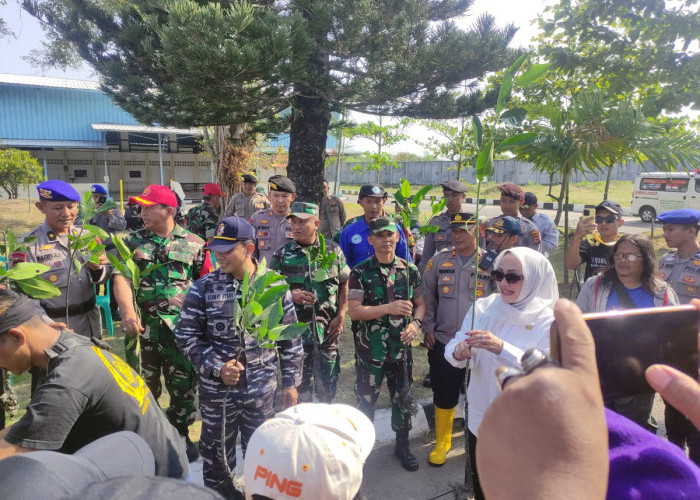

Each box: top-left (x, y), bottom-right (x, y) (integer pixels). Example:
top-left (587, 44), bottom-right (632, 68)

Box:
top-left (491, 270), bottom-right (524, 284)
top-left (595, 215), bottom-right (618, 224)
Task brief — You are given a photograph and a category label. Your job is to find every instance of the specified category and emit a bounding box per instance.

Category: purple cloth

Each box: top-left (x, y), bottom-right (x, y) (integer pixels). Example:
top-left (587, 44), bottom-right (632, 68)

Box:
top-left (607, 408), bottom-right (700, 499)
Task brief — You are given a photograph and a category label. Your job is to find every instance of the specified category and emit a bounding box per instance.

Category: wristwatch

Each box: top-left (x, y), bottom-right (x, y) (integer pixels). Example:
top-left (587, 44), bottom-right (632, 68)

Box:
top-left (212, 362), bottom-right (225, 379)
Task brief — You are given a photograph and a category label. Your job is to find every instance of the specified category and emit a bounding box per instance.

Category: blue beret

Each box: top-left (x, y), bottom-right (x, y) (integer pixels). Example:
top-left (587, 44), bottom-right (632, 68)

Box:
top-left (37, 180), bottom-right (80, 202)
top-left (657, 209), bottom-right (700, 225)
top-left (91, 184), bottom-right (108, 195)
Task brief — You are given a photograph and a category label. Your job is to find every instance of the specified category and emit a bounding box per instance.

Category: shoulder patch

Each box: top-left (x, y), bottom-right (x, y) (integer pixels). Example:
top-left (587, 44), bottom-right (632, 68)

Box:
top-left (531, 230), bottom-right (541, 245)
top-left (425, 260), bottom-right (433, 272)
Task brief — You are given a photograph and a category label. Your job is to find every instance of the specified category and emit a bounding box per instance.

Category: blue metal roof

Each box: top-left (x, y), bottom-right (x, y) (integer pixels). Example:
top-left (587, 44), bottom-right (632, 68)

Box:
top-left (0, 78), bottom-right (138, 147)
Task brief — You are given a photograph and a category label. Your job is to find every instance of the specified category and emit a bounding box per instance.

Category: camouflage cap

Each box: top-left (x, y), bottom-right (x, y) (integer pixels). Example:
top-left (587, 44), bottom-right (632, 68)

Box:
top-left (450, 212), bottom-right (476, 229)
top-left (287, 202), bottom-right (319, 219)
top-left (369, 217), bottom-right (398, 234)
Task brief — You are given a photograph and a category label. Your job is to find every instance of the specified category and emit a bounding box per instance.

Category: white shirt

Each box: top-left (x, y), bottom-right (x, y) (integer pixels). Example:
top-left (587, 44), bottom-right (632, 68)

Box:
top-left (444, 294), bottom-right (553, 436)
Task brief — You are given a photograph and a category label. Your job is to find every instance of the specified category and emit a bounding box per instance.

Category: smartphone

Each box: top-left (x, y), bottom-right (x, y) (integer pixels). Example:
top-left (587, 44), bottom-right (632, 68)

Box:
top-left (582, 208), bottom-right (594, 224)
top-left (551, 306), bottom-right (699, 401)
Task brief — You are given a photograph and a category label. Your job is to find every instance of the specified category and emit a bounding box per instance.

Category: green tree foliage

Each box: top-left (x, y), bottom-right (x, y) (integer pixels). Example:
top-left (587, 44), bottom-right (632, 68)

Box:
top-left (24, 0), bottom-right (518, 204)
top-left (346, 118), bottom-right (408, 183)
top-left (536, 0), bottom-right (700, 117)
top-left (0, 148), bottom-right (44, 199)
top-left (417, 118), bottom-right (481, 180)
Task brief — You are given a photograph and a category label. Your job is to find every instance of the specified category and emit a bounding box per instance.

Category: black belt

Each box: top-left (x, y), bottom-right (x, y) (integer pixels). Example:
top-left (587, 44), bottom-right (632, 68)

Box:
top-left (42, 296), bottom-right (97, 318)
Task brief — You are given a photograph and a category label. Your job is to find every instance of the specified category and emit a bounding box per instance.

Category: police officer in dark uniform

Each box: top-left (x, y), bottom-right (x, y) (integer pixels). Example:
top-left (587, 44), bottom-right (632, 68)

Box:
top-left (14, 180), bottom-right (109, 339)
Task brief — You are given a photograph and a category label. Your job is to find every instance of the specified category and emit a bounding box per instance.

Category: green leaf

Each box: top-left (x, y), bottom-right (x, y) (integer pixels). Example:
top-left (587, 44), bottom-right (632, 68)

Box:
top-left (257, 284), bottom-right (290, 309)
top-left (107, 253), bottom-right (129, 276)
top-left (476, 141), bottom-right (494, 180)
top-left (496, 132), bottom-right (538, 151)
top-left (400, 178), bottom-right (410, 199)
top-left (313, 268), bottom-right (328, 281)
top-left (267, 299), bottom-right (284, 330)
top-left (508, 52), bottom-right (529, 76)
top-left (113, 236), bottom-right (132, 262)
top-left (83, 224), bottom-right (110, 241)
top-left (499, 107), bottom-right (527, 127)
top-left (245, 300), bottom-right (263, 317)
top-left (275, 322), bottom-right (308, 341)
top-left (126, 259), bottom-right (140, 284)
top-left (96, 199), bottom-right (118, 213)
top-left (472, 116), bottom-right (483, 147)
top-left (15, 276), bottom-right (61, 299)
top-left (517, 63), bottom-right (550, 88)
top-left (496, 71), bottom-right (513, 116)
top-left (413, 185), bottom-right (432, 203)
top-left (242, 268), bottom-right (251, 302)
top-left (6, 262), bottom-right (51, 280)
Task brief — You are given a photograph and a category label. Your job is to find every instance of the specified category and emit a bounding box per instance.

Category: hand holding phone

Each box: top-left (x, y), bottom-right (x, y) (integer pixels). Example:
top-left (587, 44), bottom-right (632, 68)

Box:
top-left (551, 305), bottom-right (699, 401)
top-left (575, 209), bottom-right (596, 237)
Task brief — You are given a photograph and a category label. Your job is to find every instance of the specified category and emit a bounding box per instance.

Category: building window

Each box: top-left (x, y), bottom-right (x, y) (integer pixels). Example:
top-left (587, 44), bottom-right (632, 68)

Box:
top-left (74, 169), bottom-right (88, 178)
top-left (129, 170), bottom-right (142, 178)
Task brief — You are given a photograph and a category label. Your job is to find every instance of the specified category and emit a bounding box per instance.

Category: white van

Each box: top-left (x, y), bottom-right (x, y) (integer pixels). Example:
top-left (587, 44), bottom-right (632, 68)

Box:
top-left (631, 172), bottom-right (700, 223)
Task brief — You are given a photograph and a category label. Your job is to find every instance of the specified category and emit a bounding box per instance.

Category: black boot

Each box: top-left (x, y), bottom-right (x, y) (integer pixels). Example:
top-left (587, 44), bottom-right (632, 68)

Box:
top-left (394, 429), bottom-right (419, 471)
top-left (182, 434), bottom-right (200, 462)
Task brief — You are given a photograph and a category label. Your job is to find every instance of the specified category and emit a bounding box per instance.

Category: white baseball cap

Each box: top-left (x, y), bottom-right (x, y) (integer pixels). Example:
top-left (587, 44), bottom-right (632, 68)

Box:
top-left (244, 403), bottom-right (376, 500)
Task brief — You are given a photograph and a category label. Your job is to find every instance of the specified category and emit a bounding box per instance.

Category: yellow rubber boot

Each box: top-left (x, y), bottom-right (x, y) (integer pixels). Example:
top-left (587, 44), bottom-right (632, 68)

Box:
top-left (428, 406), bottom-right (455, 466)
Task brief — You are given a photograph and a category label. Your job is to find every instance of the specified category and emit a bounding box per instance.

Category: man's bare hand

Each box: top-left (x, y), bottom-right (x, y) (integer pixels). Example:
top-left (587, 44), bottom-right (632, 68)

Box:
top-left (121, 315), bottom-right (144, 336)
top-left (221, 360), bottom-right (245, 386)
top-left (385, 300), bottom-right (413, 317)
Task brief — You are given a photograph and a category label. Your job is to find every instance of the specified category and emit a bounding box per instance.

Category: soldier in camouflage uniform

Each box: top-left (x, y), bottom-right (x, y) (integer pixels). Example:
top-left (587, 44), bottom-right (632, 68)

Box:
top-left (347, 217), bottom-right (425, 472)
top-left (223, 173), bottom-right (271, 220)
top-left (422, 213), bottom-right (495, 466)
top-left (186, 183), bottom-right (225, 241)
top-left (249, 176), bottom-right (296, 265)
top-left (420, 180), bottom-right (468, 272)
top-left (175, 216), bottom-right (302, 497)
top-left (112, 185), bottom-right (204, 462)
top-left (270, 202), bottom-right (349, 403)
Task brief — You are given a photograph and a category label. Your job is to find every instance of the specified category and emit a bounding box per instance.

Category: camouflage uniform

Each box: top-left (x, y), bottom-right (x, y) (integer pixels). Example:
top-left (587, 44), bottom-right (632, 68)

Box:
top-left (186, 202), bottom-right (220, 241)
top-left (174, 266), bottom-right (302, 496)
top-left (270, 237), bottom-right (350, 403)
top-left (421, 211), bottom-right (453, 270)
top-left (249, 209), bottom-right (293, 266)
top-left (481, 214), bottom-right (542, 252)
top-left (15, 221), bottom-right (109, 339)
top-left (319, 195), bottom-right (347, 240)
top-left (223, 192), bottom-right (270, 220)
top-left (123, 225), bottom-right (205, 435)
top-left (348, 255), bottom-right (423, 431)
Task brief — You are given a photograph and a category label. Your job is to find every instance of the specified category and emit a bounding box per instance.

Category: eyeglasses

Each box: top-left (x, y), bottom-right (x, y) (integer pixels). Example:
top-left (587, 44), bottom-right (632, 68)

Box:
top-left (613, 253), bottom-right (643, 262)
top-left (595, 215), bottom-right (618, 224)
top-left (491, 270), bottom-right (524, 284)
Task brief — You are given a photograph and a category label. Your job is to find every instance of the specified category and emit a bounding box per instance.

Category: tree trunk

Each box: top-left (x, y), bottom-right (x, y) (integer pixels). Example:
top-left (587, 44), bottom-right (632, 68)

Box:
top-left (603, 160), bottom-right (614, 200)
top-left (548, 172), bottom-right (554, 197)
top-left (287, 92), bottom-right (331, 204)
top-left (553, 170), bottom-right (568, 226)
top-left (563, 180), bottom-right (570, 284)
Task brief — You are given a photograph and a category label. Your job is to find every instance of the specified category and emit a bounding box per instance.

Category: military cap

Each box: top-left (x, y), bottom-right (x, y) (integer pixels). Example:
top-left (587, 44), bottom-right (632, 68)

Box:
top-left (440, 180), bottom-right (468, 193)
top-left (358, 185), bottom-right (387, 199)
top-left (91, 184), bottom-right (108, 195)
top-left (269, 176), bottom-right (296, 193)
top-left (450, 212), bottom-right (477, 229)
top-left (657, 209), bottom-right (700, 225)
top-left (369, 217), bottom-right (397, 234)
top-left (131, 185), bottom-right (177, 207)
top-left (499, 182), bottom-right (525, 202)
top-left (202, 183), bottom-right (225, 196)
top-left (242, 173), bottom-right (258, 184)
top-left (37, 180), bottom-right (80, 202)
top-left (595, 199), bottom-right (622, 216)
top-left (207, 216), bottom-right (256, 252)
top-left (287, 201), bottom-right (319, 219)
top-left (523, 192), bottom-right (538, 206)
top-left (487, 216), bottom-right (522, 236)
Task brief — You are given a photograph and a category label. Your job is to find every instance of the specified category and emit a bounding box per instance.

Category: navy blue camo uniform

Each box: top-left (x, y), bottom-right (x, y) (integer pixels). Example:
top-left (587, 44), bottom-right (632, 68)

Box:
top-left (174, 217), bottom-right (302, 497)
